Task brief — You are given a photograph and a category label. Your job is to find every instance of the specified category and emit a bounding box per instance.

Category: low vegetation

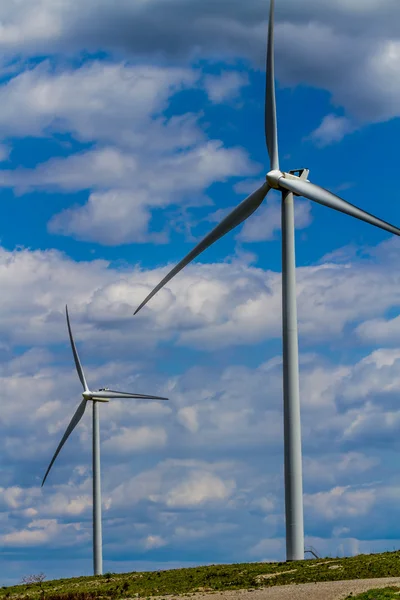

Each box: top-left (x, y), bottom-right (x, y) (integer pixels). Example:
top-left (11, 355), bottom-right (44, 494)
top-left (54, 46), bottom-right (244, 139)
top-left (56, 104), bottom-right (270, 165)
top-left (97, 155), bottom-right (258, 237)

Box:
top-left (2, 550), bottom-right (400, 600)
top-left (348, 588), bottom-right (400, 600)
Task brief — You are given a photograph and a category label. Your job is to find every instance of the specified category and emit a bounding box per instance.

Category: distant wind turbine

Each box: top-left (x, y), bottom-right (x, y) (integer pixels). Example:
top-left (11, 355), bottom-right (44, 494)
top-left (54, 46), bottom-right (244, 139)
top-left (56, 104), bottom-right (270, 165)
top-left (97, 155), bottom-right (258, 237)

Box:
top-left (134, 0), bottom-right (400, 561)
top-left (42, 305), bottom-right (169, 575)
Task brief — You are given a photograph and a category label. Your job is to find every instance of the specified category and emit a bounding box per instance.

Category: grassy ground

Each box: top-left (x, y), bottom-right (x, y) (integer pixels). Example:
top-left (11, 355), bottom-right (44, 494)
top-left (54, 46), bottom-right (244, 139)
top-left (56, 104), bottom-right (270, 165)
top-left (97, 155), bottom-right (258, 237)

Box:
top-left (2, 550), bottom-right (400, 600)
top-left (348, 589), bottom-right (400, 599)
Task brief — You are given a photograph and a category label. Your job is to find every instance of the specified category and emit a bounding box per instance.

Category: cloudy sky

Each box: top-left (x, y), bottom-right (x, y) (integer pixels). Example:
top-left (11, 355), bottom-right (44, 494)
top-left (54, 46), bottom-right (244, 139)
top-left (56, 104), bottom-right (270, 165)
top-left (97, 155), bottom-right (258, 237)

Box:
top-left (2, 0), bottom-right (400, 585)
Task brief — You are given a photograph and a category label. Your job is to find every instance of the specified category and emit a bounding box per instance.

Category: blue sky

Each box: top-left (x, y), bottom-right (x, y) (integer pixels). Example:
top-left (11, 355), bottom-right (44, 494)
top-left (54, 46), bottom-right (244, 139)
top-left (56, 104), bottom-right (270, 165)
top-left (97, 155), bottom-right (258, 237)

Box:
top-left (2, 0), bottom-right (400, 586)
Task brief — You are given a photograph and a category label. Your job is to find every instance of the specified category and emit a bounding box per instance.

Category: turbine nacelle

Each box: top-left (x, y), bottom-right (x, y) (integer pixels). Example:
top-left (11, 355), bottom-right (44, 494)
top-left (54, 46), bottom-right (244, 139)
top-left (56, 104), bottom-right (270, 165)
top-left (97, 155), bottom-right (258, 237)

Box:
top-left (288, 169), bottom-right (310, 181)
top-left (82, 391), bottom-right (109, 403)
top-left (266, 169), bottom-right (310, 195)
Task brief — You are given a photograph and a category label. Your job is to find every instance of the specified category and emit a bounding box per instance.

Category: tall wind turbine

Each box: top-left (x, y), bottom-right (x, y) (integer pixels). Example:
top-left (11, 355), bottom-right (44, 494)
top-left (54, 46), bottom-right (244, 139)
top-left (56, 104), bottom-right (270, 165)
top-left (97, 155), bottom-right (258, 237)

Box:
top-left (133, 0), bottom-right (400, 561)
top-left (42, 305), bottom-right (168, 575)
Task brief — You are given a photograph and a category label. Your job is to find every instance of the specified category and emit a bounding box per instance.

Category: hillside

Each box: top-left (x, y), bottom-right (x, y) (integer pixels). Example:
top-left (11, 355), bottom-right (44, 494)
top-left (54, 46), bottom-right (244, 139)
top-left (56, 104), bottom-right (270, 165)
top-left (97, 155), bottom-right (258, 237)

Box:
top-left (2, 551), bottom-right (400, 600)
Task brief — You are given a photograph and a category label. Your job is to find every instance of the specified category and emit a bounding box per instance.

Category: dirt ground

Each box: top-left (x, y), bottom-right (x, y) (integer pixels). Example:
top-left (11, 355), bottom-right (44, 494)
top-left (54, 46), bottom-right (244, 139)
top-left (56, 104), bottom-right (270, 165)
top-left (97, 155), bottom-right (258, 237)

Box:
top-left (167, 577), bottom-right (400, 600)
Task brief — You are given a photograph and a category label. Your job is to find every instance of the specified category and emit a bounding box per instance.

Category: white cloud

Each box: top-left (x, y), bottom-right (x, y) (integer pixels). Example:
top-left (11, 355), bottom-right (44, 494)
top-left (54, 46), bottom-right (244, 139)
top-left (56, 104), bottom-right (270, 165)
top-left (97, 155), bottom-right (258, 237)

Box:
top-left (249, 537), bottom-right (284, 559)
top-left (0, 143), bottom-right (10, 161)
top-left (166, 471), bottom-right (235, 508)
top-left (304, 452), bottom-right (379, 485)
top-left (36, 400), bottom-right (62, 420)
top-left (304, 485), bottom-right (376, 520)
top-left (341, 402), bottom-right (400, 444)
top-left (142, 534), bottom-right (167, 550)
top-left (1, 518), bottom-right (88, 547)
top-left (133, 254), bottom-right (400, 350)
top-left (103, 426), bottom-right (168, 454)
top-left (0, 486), bottom-right (24, 509)
top-left (5, 141), bottom-right (255, 196)
top-left (41, 493), bottom-right (92, 517)
top-left (1, 238), bottom-right (400, 354)
top-left (356, 315), bottom-right (400, 344)
top-left (177, 406), bottom-right (199, 433)
top-left (108, 460), bottom-right (238, 513)
top-left (42, 140), bottom-right (255, 245)
top-left (275, 15), bottom-right (400, 125)
top-left (0, 62), bottom-right (197, 145)
top-left (204, 72), bottom-right (249, 103)
top-left (0, 1), bottom-right (399, 128)
top-left (0, 60), bottom-right (257, 245)
top-left (308, 114), bottom-right (355, 146)
top-left (338, 349), bottom-right (400, 404)
top-left (250, 496), bottom-right (275, 514)
top-left (48, 191), bottom-right (168, 246)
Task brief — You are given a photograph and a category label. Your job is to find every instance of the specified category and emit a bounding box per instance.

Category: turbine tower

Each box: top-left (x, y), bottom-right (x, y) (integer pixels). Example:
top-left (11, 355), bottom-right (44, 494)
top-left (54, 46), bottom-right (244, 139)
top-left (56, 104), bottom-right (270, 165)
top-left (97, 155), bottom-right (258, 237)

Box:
top-left (42, 305), bottom-right (169, 575)
top-left (133, 0), bottom-right (400, 561)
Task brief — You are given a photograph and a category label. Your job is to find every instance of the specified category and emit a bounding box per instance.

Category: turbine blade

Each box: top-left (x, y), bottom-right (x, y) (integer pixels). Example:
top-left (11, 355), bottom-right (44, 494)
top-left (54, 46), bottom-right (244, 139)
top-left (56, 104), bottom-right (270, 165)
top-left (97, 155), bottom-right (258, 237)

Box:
top-left (66, 305), bottom-right (88, 391)
top-left (265, 0), bottom-right (279, 170)
top-left (279, 177), bottom-right (400, 237)
top-left (42, 399), bottom-right (88, 487)
top-left (92, 390), bottom-right (168, 400)
top-left (134, 182), bottom-right (271, 314)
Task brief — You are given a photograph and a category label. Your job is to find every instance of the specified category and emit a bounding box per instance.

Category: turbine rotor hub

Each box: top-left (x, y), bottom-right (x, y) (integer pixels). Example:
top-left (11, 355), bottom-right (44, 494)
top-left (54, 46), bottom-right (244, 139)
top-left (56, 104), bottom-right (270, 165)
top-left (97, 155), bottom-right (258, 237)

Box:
top-left (267, 168), bottom-right (311, 194)
top-left (83, 390), bottom-right (109, 402)
top-left (266, 169), bottom-right (284, 189)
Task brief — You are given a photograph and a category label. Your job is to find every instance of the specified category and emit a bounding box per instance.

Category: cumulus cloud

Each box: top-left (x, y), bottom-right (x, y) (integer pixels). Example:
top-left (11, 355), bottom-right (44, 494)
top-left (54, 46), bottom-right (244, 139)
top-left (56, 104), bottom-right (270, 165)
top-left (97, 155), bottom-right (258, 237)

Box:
top-left (5, 142), bottom-right (254, 196)
top-left (308, 114), bottom-right (355, 146)
top-left (108, 460), bottom-right (239, 512)
top-left (356, 317), bottom-right (400, 344)
top-left (142, 534), bottom-right (167, 550)
top-left (103, 426), bottom-right (168, 454)
top-left (304, 452), bottom-right (379, 486)
top-left (132, 255), bottom-right (400, 350)
top-left (0, 1), bottom-right (398, 128)
top-left (1, 238), bottom-right (400, 354)
top-left (249, 537), bottom-right (284, 560)
top-left (42, 140), bottom-right (255, 244)
top-left (177, 406), bottom-right (199, 433)
top-left (339, 349), bottom-right (400, 403)
top-left (203, 72), bottom-right (249, 104)
top-left (48, 191), bottom-right (168, 246)
top-left (0, 143), bottom-right (11, 161)
top-left (0, 62), bottom-right (197, 145)
top-left (0, 60), bottom-right (257, 245)
top-left (166, 471), bottom-right (235, 508)
top-left (304, 485), bottom-right (376, 521)
top-left (1, 518), bottom-right (88, 548)
top-left (274, 11), bottom-right (400, 126)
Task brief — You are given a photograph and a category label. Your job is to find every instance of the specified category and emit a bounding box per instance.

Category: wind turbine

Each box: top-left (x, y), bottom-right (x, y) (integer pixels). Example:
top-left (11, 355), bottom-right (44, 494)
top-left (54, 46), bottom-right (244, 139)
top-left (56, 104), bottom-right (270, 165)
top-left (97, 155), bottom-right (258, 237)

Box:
top-left (42, 305), bottom-right (169, 575)
top-left (133, 0), bottom-right (400, 561)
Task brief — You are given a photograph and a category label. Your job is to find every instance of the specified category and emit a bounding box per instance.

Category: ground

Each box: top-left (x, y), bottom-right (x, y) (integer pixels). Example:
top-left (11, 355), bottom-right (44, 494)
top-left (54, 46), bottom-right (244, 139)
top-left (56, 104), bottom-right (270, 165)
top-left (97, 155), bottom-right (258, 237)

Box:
top-left (4, 552), bottom-right (400, 600)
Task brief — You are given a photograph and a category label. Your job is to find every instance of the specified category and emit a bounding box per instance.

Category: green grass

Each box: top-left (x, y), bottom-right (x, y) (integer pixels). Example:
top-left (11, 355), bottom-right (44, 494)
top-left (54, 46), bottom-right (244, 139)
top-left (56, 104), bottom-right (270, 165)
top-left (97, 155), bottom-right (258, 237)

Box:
top-left (347, 588), bottom-right (400, 599)
top-left (2, 550), bottom-right (400, 600)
